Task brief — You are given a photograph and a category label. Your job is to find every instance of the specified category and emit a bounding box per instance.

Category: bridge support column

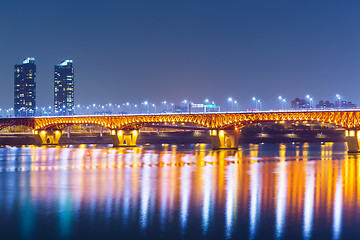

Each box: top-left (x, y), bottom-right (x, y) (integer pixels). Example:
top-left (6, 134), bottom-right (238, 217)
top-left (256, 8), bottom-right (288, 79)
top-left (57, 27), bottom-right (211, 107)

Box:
top-left (67, 126), bottom-right (70, 138)
top-left (210, 129), bottom-right (240, 150)
top-left (111, 130), bottom-right (138, 147)
top-left (346, 130), bottom-right (360, 153)
top-left (34, 130), bottom-right (62, 145)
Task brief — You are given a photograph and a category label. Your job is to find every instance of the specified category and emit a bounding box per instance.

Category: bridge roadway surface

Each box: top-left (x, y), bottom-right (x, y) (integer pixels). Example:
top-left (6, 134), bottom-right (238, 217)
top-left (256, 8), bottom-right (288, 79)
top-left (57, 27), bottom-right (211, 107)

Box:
top-left (0, 110), bottom-right (360, 151)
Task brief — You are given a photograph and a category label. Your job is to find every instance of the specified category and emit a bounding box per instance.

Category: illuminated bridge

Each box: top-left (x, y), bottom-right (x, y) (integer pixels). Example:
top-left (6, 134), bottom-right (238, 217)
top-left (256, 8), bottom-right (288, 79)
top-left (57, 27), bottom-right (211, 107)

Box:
top-left (1, 110), bottom-right (360, 152)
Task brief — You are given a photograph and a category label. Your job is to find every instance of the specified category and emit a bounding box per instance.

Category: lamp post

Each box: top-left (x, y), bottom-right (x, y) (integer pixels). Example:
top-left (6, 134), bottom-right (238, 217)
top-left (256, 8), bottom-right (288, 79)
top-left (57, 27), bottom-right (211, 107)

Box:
top-left (161, 101), bottom-right (167, 113)
top-left (257, 99), bottom-right (261, 111)
top-left (306, 95), bottom-right (312, 109)
top-left (336, 94), bottom-right (341, 109)
top-left (227, 97), bottom-right (233, 112)
top-left (278, 96), bottom-right (282, 110)
top-left (234, 100), bottom-right (238, 112)
top-left (204, 99), bottom-right (209, 113)
top-left (252, 97), bottom-right (256, 110)
top-left (182, 100), bottom-right (188, 113)
top-left (143, 101), bottom-right (149, 113)
top-left (282, 99), bottom-right (286, 110)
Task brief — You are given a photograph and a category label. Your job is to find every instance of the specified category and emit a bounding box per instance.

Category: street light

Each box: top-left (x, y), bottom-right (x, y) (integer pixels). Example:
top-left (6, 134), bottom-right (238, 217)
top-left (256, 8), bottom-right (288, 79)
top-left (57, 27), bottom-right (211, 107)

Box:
top-left (252, 97), bottom-right (256, 110)
top-left (234, 100), bottom-right (238, 112)
top-left (182, 100), bottom-right (189, 113)
top-left (336, 94), bottom-right (341, 109)
top-left (161, 101), bottom-right (168, 113)
top-left (257, 99), bottom-right (261, 111)
top-left (306, 95), bottom-right (312, 109)
top-left (282, 99), bottom-right (286, 110)
top-left (227, 97), bottom-right (233, 112)
top-left (203, 99), bottom-right (210, 113)
top-left (143, 101), bottom-right (149, 113)
top-left (278, 96), bottom-right (282, 109)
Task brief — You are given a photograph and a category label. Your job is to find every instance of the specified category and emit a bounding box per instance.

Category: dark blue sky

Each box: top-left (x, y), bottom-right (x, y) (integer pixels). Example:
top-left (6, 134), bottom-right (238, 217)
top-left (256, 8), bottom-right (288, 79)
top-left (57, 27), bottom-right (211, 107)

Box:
top-left (1, 0), bottom-right (360, 109)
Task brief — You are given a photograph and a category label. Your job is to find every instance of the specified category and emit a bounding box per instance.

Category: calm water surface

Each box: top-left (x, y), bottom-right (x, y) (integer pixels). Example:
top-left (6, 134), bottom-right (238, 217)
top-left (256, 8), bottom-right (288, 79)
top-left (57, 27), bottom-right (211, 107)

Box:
top-left (0, 142), bottom-right (359, 239)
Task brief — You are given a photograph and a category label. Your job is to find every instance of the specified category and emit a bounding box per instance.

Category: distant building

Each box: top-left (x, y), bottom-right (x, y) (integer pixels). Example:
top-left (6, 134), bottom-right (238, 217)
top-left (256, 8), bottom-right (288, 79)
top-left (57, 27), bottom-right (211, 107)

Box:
top-left (14, 57), bottom-right (36, 117)
top-left (174, 105), bottom-right (188, 113)
top-left (335, 100), bottom-right (356, 109)
top-left (291, 98), bottom-right (309, 109)
top-left (174, 102), bottom-right (220, 113)
top-left (316, 100), bottom-right (334, 109)
top-left (316, 100), bottom-right (357, 109)
top-left (54, 60), bottom-right (74, 115)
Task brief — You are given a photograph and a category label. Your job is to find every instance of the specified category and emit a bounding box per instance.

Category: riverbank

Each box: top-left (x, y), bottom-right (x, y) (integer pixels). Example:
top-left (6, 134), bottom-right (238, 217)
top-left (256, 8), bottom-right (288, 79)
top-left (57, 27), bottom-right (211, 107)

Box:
top-left (0, 128), bottom-right (346, 146)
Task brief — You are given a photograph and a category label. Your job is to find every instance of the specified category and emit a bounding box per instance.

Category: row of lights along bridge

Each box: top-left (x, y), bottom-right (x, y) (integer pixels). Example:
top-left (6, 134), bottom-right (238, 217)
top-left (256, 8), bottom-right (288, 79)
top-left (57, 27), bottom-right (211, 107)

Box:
top-left (1, 94), bottom-right (357, 117)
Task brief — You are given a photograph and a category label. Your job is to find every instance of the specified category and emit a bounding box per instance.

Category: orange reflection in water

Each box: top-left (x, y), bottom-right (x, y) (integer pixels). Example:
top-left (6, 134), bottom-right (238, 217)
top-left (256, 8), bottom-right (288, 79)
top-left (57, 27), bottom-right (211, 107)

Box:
top-left (1, 143), bottom-right (360, 239)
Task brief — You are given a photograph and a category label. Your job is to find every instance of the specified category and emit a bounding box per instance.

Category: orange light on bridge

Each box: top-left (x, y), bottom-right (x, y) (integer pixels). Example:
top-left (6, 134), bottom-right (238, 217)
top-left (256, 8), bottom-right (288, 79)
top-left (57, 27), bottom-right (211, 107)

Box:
top-left (210, 130), bottom-right (217, 136)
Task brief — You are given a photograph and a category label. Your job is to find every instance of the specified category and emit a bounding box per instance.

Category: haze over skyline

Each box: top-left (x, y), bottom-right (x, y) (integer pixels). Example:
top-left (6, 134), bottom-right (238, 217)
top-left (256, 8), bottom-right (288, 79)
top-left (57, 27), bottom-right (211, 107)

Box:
top-left (1, 0), bottom-right (360, 109)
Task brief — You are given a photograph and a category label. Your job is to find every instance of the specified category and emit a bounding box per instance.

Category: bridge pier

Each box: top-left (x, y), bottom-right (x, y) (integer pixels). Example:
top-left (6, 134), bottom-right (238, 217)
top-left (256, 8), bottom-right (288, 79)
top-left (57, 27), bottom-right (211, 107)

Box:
top-left (111, 130), bottom-right (138, 147)
top-left (210, 129), bottom-right (240, 150)
top-left (35, 130), bottom-right (62, 145)
top-left (346, 130), bottom-right (360, 153)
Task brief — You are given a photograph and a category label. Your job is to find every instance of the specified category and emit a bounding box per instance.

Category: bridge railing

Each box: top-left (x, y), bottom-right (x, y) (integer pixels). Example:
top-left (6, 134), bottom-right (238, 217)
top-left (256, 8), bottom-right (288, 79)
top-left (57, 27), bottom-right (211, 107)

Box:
top-left (1, 108), bottom-right (360, 119)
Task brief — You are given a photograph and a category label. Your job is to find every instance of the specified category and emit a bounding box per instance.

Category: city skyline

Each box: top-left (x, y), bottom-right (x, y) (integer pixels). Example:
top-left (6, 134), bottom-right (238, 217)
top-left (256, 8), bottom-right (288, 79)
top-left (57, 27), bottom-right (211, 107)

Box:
top-left (6, 56), bottom-right (359, 115)
top-left (1, 1), bottom-right (360, 109)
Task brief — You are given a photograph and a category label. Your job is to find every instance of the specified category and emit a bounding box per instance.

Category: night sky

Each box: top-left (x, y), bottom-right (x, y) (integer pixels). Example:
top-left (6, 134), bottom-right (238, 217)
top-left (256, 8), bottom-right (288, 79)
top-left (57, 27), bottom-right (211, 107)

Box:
top-left (1, 0), bottom-right (360, 109)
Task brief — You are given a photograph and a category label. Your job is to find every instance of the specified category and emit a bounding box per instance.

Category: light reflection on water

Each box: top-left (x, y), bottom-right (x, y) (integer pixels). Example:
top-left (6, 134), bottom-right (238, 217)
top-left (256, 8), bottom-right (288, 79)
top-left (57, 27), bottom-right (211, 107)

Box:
top-left (0, 143), bottom-right (359, 239)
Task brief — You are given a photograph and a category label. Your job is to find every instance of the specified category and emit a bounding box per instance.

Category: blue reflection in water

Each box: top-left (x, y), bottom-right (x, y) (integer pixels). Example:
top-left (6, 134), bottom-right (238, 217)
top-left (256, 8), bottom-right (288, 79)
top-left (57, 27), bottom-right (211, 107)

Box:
top-left (159, 162), bottom-right (170, 233)
top-left (0, 143), bottom-right (357, 240)
top-left (58, 149), bottom-right (72, 239)
top-left (20, 173), bottom-right (34, 240)
top-left (225, 164), bottom-right (235, 239)
top-left (140, 165), bottom-right (151, 230)
top-left (122, 168), bottom-right (131, 229)
top-left (303, 163), bottom-right (315, 239)
top-left (180, 164), bottom-right (191, 233)
top-left (249, 162), bottom-right (261, 240)
top-left (275, 161), bottom-right (287, 240)
top-left (333, 170), bottom-right (343, 240)
top-left (202, 164), bottom-right (212, 235)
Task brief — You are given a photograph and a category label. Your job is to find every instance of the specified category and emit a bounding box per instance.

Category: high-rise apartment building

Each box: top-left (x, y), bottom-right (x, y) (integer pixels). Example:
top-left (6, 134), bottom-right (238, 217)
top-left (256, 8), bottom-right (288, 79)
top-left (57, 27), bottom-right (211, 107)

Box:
top-left (54, 60), bottom-right (74, 115)
top-left (14, 57), bottom-right (36, 117)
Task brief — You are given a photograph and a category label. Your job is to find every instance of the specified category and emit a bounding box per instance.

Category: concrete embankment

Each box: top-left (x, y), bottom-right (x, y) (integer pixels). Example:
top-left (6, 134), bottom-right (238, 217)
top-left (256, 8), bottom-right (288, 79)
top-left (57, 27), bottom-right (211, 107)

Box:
top-left (0, 129), bottom-right (345, 146)
top-left (0, 132), bottom-right (210, 146)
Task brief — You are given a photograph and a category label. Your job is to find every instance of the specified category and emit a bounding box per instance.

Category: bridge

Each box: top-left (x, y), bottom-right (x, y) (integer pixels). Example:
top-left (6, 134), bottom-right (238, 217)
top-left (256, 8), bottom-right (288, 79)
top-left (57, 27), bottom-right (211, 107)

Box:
top-left (0, 110), bottom-right (360, 152)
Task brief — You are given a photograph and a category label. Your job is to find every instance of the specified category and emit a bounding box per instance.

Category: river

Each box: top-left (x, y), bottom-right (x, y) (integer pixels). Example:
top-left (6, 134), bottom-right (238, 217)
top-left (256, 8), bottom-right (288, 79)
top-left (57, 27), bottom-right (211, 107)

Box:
top-left (0, 142), bottom-right (358, 239)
